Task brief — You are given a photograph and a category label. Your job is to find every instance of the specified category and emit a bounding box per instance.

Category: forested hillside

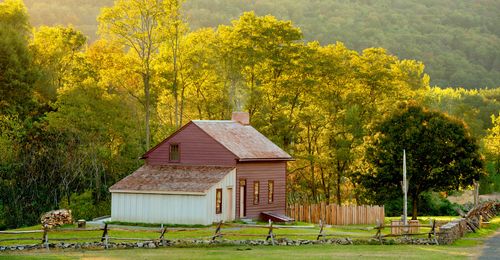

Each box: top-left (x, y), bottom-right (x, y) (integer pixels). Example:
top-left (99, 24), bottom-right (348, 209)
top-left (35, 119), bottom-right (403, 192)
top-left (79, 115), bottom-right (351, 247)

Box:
top-left (23, 0), bottom-right (500, 89)
top-left (1, 0), bottom-right (499, 229)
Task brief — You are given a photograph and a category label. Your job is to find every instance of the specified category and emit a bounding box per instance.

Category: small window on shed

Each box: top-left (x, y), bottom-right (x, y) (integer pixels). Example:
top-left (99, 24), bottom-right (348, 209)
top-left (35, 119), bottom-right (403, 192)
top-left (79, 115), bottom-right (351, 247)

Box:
top-left (169, 144), bottom-right (179, 162)
top-left (216, 188), bottom-right (222, 214)
top-left (268, 180), bottom-right (274, 204)
top-left (253, 181), bottom-right (260, 205)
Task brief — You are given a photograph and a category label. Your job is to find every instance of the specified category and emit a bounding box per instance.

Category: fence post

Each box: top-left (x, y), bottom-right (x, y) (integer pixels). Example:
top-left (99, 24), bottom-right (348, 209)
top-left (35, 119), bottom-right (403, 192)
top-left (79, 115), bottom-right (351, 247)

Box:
top-left (212, 221), bottom-right (223, 241)
top-left (42, 224), bottom-right (49, 249)
top-left (159, 225), bottom-right (167, 246)
top-left (266, 220), bottom-right (275, 246)
top-left (101, 223), bottom-right (109, 249)
top-left (317, 219), bottom-right (325, 240)
top-left (429, 219), bottom-right (439, 245)
top-left (375, 219), bottom-right (383, 244)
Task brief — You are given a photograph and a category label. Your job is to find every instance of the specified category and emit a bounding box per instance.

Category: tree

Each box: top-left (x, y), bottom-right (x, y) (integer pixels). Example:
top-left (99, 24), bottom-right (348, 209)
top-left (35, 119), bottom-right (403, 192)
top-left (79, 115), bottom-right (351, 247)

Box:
top-left (155, 28), bottom-right (229, 134)
top-left (157, 0), bottom-right (187, 128)
top-left (216, 12), bottom-right (303, 118)
top-left (361, 105), bottom-right (484, 219)
top-left (98, 0), bottom-right (183, 149)
top-left (0, 0), bottom-right (36, 117)
top-left (484, 114), bottom-right (500, 191)
top-left (30, 26), bottom-right (86, 103)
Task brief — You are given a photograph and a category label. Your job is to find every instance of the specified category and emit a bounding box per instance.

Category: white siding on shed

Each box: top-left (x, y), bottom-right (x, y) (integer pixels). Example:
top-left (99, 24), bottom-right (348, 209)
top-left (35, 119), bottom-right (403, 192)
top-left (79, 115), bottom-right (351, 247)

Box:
top-left (207, 168), bottom-right (236, 223)
top-left (112, 193), bottom-right (207, 224)
top-left (111, 169), bottom-right (236, 225)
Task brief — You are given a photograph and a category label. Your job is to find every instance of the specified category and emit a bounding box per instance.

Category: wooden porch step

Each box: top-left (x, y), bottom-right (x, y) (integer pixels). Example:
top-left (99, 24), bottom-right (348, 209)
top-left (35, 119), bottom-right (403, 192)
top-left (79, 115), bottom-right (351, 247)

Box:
top-left (261, 212), bottom-right (295, 223)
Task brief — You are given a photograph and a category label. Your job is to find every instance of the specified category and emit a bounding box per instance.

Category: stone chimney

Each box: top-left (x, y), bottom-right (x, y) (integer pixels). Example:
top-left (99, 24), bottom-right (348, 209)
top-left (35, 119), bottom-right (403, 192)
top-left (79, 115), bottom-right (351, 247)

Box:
top-left (231, 112), bottom-right (250, 125)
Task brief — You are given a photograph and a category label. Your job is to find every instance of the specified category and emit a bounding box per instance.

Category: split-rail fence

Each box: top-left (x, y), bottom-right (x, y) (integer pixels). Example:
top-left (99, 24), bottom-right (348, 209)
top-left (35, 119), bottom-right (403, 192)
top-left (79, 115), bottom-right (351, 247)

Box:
top-left (0, 219), bottom-right (439, 249)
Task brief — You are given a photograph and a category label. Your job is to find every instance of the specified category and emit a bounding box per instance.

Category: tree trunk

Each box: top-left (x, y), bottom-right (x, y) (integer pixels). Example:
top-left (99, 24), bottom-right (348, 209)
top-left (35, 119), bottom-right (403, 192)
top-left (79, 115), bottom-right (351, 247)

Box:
top-left (411, 195), bottom-right (418, 220)
top-left (180, 84), bottom-right (185, 126)
top-left (306, 124), bottom-right (317, 203)
top-left (309, 162), bottom-right (317, 203)
top-left (319, 167), bottom-right (330, 203)
top-left (351, 181), bottom-right (360, 205)
top-left (336, 171), bottom-right (342, 205)
top-left (144, 73), bottom-right (150, 149)
top-left (172, 22), bottom-right (180, 128)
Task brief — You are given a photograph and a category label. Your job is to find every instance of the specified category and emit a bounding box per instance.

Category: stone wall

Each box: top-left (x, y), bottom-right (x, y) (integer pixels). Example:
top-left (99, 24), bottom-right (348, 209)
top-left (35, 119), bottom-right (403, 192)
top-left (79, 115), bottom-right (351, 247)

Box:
top-left (0, 237), bottom-right (438, 252)
top-left (437, 218), bottom-right (467, 245)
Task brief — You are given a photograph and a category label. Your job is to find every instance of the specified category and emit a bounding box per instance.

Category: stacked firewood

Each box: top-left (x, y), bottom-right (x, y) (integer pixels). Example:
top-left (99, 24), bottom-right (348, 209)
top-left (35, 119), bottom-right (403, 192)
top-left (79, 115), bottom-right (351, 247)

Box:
top-left (40, 209), bottom-right (73, 229)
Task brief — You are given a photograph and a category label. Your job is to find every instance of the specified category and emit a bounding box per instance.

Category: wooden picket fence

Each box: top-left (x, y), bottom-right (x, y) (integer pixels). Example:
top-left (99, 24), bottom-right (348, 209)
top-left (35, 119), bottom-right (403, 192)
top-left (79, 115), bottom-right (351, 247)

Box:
top-left (287, 203), bottom-right (385, 225)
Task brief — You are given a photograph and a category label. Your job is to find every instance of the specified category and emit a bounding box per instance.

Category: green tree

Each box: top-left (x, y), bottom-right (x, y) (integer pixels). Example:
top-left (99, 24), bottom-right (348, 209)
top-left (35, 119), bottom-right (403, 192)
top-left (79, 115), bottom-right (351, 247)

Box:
top-left (483, 114), bottom-right (500, 192)
top-left (30, 25), bottom-right (86, 103)
top-left (0, 0), bottom-right (36, 117)
top-left (98, 0), bottom-right (184, 149)
top-left (418, 87), bottom-right (500, 139)
top-left (155, 28), bottom-right (230, 135)
top-left (216, 12), bottom-right (303, 117)
top-left (361, 105), bottom-right (484, 219)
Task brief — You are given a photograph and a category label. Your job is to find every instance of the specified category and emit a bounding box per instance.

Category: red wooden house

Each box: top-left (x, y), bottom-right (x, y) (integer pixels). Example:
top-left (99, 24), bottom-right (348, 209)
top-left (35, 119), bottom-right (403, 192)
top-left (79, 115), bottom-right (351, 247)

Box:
top-left (110, 112), bottom-right (293, 225)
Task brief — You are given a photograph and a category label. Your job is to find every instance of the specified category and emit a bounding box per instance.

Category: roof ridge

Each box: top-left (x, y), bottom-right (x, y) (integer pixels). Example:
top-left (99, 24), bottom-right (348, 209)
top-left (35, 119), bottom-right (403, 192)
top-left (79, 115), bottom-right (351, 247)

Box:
top-left (193, 120), bottom-right (292, 160)
top-left (192, 120), bottom-right (234, 122)
top-left (145, 164), bottom-right (236, 169)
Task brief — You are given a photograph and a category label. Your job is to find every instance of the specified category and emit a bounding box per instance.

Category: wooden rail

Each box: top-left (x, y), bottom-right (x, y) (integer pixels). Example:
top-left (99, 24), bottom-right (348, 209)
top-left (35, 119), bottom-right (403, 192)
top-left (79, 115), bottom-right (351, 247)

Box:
top-left (0, 219), bottom-right (440, 248)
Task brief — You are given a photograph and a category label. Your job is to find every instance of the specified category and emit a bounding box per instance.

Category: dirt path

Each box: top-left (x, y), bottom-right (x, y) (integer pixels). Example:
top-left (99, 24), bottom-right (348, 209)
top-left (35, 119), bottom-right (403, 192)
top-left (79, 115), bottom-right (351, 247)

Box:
top-left (479, 230), bottom-right (500, 260)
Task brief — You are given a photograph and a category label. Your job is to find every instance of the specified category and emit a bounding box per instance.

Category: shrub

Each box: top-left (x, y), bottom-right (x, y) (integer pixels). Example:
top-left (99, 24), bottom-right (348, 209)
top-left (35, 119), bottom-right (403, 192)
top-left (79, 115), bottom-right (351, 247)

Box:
top-left (479, 162), bottom-right (500, 194)
top-left (59, 190), bottom-right (110, 221)
top-left (418, 192), bottom-right (460, 216)
top-left (384, 191), bottom-right (461, 217)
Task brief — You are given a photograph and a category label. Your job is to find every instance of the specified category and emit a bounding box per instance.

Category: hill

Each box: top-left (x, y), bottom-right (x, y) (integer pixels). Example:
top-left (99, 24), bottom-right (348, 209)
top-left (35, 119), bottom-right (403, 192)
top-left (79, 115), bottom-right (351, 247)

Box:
top-left (23, 0), bottom-right (500, 89)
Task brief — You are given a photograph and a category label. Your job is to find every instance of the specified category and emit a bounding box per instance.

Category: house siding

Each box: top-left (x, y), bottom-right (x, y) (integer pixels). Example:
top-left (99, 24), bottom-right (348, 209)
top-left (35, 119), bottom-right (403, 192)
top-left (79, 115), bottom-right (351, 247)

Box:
top-left (111, 169), bottom-right (236, 225)
top-left (111, 193), bottom-right (208, 225)
top-left (235, 161), bottom-right (287, 219)
top-left (145, 123), bottom-right (237, 166)
top-left (206, 169), bottom-right (236, 223)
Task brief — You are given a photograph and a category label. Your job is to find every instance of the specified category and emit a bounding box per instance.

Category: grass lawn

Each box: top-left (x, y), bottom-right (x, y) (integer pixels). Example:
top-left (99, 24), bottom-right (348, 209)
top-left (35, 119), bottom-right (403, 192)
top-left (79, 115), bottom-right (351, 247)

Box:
top-left (0, 244), bottom-right (483, 260)
top-left (0, 217), bottom-right (498, 259)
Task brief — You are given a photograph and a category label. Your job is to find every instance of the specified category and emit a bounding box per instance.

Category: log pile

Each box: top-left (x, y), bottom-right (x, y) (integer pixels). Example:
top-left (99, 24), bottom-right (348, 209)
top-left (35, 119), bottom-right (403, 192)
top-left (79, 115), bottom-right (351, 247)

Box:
top-left (463, 201), bottom-right (500, 232)
top-left (40, 209), bottom-right (73, 229)
top-left (439, 201), bottom-right (499, 244)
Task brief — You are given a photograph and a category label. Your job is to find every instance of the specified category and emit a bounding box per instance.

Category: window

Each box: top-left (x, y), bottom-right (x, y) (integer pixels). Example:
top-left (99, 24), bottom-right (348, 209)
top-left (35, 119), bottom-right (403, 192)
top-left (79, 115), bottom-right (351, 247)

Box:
top-left (253, 181), bottom-right (260, 205)
top-left (216, 188), bottom-right (222, 214)
top-left (268, 180), bottom-right (274, 204)
top-left (169, 144), bottom-right (179, 161)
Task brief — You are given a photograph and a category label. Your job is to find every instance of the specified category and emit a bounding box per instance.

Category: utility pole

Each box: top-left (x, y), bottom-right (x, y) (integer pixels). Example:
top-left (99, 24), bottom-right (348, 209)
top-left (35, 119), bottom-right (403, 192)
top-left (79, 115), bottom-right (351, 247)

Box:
top-left (402, 149), bottom-right (408, 232)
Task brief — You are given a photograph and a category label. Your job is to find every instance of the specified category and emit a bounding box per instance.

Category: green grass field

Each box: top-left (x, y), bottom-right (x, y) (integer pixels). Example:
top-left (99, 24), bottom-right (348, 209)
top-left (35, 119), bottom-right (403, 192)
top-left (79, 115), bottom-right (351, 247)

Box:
top-left (0, 244), bottom-right (483, 260)
top-left (0, 217), bottom-right (498, 259)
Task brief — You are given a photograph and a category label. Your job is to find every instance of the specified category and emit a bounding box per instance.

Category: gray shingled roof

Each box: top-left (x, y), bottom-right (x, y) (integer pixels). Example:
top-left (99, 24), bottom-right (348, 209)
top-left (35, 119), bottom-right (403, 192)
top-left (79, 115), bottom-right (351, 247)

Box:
top-left (192, 120), bottom-right (292, 160)
top-left (109, 165), bottom-right (235, 194)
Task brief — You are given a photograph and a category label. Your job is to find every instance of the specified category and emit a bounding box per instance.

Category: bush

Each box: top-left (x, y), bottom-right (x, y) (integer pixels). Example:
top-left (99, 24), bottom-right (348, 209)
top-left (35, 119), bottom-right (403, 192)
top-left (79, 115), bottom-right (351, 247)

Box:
top-left (479, 162), bottom-right (500, 194)
top-left (0, 203), bottom-right (6, 230)
top-left (383, 197), bottom-right (404, 217)
top-left (59, 190), bottom-right (110, 221)
top-left (418, 192), bottom-right (460, 216)
top-left (384, 191), bottom-right (461, 217)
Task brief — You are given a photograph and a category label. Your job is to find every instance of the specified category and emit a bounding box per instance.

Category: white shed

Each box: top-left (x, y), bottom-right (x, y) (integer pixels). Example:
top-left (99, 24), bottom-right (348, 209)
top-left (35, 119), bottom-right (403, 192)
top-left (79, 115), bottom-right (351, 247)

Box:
top-left (110, 165), bottom-right (236, 225)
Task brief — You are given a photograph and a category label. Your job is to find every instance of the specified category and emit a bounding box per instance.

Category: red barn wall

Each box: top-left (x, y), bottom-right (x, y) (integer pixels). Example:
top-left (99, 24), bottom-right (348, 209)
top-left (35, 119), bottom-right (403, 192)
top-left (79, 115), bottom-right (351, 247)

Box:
top-left (145, 123), bottom-right (237, 166)
top-left (236, 161), bottom-right (287, 219)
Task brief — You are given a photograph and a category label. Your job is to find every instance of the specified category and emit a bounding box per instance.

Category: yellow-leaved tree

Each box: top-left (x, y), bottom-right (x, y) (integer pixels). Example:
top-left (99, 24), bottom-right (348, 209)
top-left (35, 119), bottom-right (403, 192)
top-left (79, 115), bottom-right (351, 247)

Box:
top-left (98, 0), bottom-right (185, 150)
